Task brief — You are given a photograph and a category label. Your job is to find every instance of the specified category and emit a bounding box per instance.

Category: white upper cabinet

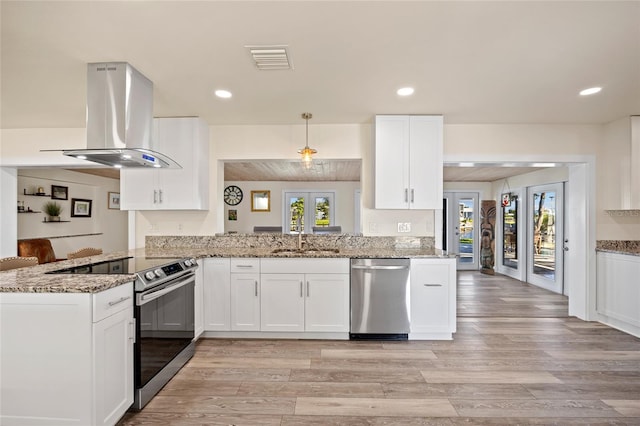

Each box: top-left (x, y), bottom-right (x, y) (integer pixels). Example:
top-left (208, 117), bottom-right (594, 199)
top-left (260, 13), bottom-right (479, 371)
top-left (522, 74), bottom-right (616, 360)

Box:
top-left (374, 115), bottom-right (443, 210)
top-left (120, 117), bottom-right (209, 210)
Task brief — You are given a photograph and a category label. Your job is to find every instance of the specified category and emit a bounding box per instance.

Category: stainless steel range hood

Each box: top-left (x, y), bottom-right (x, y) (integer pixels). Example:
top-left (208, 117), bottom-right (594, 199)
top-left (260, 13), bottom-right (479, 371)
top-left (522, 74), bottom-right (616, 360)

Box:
top-left (63, 62), bottom-right (180, 168)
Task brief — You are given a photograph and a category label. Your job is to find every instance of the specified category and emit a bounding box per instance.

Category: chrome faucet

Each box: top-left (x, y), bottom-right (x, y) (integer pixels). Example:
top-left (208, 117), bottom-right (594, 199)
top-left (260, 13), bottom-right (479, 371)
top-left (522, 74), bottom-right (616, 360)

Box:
top-left (296, 213), bottom-right (305, 250)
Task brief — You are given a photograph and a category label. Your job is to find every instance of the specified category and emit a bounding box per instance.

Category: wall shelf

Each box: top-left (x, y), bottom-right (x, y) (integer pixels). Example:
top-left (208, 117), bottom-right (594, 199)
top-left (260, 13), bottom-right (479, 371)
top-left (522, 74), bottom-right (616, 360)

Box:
top-left (42, 220), bottom-right (70, 223)
top-left (18, 211), bottom-right (41, 214)
top-left (23, 192), bottom-right (50, 197)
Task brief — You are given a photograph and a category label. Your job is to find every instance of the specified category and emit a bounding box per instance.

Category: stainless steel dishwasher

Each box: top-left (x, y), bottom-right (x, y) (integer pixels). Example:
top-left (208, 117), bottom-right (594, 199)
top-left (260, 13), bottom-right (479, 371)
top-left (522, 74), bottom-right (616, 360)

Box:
top-left (350, 258), bottom-right (411, 340)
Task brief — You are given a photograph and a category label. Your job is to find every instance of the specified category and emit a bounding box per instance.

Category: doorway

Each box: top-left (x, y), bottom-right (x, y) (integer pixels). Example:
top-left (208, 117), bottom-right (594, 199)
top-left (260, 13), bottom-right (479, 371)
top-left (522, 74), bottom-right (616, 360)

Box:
top-left (443, 192), bottom-right (479, 270)
top-left (526, 183), bottom-right (565, 294)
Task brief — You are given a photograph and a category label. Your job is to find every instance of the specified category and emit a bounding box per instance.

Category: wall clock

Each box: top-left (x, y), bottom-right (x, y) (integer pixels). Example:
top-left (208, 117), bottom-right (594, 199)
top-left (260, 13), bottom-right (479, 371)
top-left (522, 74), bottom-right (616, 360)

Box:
top-left (223, 185), bottom-right (243, 206)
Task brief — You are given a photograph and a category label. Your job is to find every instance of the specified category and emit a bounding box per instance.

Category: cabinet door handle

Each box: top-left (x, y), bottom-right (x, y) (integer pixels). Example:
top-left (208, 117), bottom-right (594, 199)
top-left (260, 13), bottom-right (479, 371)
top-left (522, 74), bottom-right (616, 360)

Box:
top-left (153, 190), bottom-right (158, 204)
top-left (255, 281), bottom-right (258, 296)
top-left (307, 281), bottom-right (310, 297)
top-left (129, 319), bottom-right (136, 343)
top-left (159, 189), bottom-right (163, 203)
top-left (404, 188), bottom-right (408, 203)
top-left (423, 283), bottom-right (443, 287)
top-left (236, 265), bottom-right (254, 269)
top-left (300, 281), bottom-right (303, 298)
top-left (411, 189), bottom-right (415, 203)
top-left (108, 295), bottom-right (131, 307)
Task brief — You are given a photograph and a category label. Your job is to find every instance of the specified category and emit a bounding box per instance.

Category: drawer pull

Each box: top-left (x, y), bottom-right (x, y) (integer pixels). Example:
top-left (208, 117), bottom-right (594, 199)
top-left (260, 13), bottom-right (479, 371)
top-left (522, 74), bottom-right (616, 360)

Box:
top-left (423, 284), bottom-right (443, 287)
top-left (108, 296), bottom-right (131, 307)
top-left (236, 265), bottom-right (254, 268)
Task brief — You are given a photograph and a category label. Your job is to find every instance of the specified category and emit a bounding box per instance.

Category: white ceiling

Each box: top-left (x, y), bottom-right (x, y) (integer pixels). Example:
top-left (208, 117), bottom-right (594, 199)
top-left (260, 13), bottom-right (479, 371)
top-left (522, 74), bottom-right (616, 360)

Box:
top-left (2, 1), bottom-right (639, 129)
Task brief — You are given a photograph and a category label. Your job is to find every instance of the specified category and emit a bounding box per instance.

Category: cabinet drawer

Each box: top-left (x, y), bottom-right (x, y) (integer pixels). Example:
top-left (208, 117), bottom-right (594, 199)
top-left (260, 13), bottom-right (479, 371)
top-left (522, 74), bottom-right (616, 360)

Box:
top-left (230, 258), bottom-right (260, 273)
top-left (93, 282), bottom-right (134, 323)
top-left (261, 258), bottom-right (349, 274)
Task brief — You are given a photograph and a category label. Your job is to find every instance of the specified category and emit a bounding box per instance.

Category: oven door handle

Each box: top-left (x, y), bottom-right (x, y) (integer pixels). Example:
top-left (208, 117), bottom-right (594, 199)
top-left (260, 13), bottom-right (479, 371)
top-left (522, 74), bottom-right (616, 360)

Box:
top-left (137, 274), bottom-right (195, 306)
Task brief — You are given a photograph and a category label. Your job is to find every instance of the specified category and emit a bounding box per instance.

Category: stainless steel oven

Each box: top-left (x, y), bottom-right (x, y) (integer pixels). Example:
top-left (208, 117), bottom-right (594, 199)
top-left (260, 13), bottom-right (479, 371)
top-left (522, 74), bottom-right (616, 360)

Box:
top-left (132, 257), bottom-right (198, 410)
top-left (48, 256), bottom-right (199, 410)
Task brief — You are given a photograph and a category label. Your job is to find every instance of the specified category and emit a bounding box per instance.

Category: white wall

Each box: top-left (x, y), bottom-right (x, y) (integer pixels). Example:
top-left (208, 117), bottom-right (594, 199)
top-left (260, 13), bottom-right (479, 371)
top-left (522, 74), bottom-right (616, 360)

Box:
top-left (2, 120), bottom-right (633, 249)
top-left (16, 169), bottom-right (127, 257)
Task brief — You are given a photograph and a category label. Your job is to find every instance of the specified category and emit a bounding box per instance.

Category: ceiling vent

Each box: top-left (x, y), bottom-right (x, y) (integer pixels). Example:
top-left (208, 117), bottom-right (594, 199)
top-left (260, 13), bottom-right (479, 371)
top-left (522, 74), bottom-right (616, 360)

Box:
top-left (246, 45), bottom-right (292, 70)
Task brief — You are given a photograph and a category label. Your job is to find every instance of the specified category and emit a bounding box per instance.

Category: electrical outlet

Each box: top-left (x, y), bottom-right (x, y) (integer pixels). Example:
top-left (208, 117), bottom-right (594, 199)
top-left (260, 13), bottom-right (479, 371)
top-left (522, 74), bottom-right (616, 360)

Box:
top-left (369, 222), bottom-right (378, 233)
top-left (398, 222), bottom-right (411, 233)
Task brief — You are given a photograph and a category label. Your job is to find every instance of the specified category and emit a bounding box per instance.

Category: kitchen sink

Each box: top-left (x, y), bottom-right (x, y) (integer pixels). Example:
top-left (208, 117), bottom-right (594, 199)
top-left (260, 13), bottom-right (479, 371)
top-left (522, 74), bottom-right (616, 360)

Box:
top-left (271, 248), bottom-right (340, 255)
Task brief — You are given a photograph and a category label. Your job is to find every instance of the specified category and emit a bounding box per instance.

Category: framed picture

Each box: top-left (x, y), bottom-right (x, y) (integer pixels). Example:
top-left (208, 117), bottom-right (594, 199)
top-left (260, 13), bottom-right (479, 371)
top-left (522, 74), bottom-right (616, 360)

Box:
top-left (228, 209), bottom-right (237, 221)
top-left (108, 192), bottom-right (120, 210)
top-left (71, 198), bottom-right (92, 217)
top-left (51, 185), bottom-right (68, 200)
top-left (251, 190), bottom-right (270, 212)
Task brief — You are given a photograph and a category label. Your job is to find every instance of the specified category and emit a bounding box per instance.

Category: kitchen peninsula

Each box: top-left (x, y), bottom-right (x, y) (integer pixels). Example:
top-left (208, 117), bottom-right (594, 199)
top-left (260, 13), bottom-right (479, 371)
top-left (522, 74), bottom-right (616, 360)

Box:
top-left (1, 234), bottom-right (455, 425)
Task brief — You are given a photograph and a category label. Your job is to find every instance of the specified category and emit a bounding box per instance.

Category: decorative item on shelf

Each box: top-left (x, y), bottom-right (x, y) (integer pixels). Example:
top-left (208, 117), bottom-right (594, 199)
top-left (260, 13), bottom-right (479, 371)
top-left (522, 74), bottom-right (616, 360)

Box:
top-left (36, 186), bottom-right (45, 195)
top-left (42, 201), bottom-right (63, 222)
top-left (17, 201), bottom-right (25, 212)
top-left (298, 112), bottom-right (317, 169)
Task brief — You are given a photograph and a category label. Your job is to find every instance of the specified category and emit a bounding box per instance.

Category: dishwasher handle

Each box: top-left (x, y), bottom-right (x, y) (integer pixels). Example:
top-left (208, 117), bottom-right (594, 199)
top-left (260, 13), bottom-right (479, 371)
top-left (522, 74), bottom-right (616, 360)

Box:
top-left (351, 264), bottom-right (409, 271)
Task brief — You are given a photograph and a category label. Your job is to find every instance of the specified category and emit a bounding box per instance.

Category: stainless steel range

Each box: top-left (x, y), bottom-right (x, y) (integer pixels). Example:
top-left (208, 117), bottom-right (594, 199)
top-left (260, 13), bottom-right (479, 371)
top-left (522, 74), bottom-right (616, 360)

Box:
top-left (49, 256), bottom-right (198, 410)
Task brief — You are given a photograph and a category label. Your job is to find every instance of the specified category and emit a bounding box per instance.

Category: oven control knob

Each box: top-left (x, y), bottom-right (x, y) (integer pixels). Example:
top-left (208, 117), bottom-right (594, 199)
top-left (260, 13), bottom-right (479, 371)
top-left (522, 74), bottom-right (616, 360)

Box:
top-left (145, 271), bottom-right (156, 281)
top-left (154, 269), bottom-right (164, 278)
top-left (190, 258), bottom-right (197, 265)
top-left (184, 259), bottom-right (192, 267)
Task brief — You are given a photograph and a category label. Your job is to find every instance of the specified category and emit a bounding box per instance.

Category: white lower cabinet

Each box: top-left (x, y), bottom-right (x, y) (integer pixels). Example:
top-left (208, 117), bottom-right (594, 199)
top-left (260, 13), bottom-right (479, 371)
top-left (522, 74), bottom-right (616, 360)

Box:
top-left (202, 257), bottom-right (349, 337)
top-left (193, 259), bottom-right (204, 339)
top-left (597, 252), bottom-right (640, 338)
top-left (261, 258), bottom-right (350, 333)
top-left (261, 273), bottom-right (306, 331)
top-left (203, 258), bottom-right (231, 331)
top-left (0, 283), bottom-right (134, 426)
top-left (409, 258), bottom-right (456, 339)
top-left (231, 273), bottom-right (261, 331)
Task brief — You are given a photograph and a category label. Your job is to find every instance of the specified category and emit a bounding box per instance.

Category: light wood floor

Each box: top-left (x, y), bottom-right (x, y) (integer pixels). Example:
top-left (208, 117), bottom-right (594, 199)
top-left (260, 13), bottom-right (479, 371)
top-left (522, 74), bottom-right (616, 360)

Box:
top-left (119, 272), bottom-right (640, 425)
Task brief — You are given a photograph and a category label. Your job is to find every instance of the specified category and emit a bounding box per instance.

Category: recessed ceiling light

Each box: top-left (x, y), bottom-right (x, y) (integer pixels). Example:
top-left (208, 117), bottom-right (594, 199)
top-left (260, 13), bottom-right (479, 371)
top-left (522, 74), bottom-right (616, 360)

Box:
top-left (113, 164), bottom-right (122, 169)
top-left (397, 87), bottom-right (415, 96)
top-left (579, 87), bottom-right (602, 96)
top-left (214, 89), bottom-right (232, 99)
top-left (76, 155), bottom-right (87, 160)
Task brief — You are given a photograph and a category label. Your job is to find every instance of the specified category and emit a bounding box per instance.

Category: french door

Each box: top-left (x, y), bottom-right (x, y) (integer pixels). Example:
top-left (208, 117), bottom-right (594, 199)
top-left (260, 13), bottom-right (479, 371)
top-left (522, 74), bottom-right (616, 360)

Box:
top-left (443, 192), bottom-right (479, 270)
top-left (284, 191), bottom-right (335, 234)
top-left (526, 183), bottom-right (564, 294)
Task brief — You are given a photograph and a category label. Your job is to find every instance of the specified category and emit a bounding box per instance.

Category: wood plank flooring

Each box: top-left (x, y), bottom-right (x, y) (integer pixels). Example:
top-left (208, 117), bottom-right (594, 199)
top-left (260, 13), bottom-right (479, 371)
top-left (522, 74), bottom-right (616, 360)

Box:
top-left (118, 272), bottom-right (640, 425)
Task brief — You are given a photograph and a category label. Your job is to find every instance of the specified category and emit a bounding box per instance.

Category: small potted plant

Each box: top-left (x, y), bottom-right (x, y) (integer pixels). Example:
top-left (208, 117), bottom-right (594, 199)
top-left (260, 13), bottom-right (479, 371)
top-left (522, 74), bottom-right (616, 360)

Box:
top-left (43, 201), bottom-right (62, 222)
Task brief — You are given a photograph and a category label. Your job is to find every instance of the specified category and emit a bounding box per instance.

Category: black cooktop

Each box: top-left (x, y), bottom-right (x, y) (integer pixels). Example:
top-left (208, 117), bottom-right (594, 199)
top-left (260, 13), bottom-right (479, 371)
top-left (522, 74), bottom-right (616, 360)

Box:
top-left (46, 256), bottom-right (182, 275)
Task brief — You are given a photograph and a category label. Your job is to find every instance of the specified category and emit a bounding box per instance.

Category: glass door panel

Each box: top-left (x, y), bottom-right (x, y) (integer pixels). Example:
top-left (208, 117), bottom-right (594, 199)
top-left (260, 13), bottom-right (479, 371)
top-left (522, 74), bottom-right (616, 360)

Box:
top-left (313, 195), bottom-right (331, 228)
top-left (502, 193), bottom-right (518, 269)
top-left (284, 191), bottom-right (335, 234)
top-left (527, 183), bottom-right (564, 294)
top-left (443, 192), bottom-right (479, 270)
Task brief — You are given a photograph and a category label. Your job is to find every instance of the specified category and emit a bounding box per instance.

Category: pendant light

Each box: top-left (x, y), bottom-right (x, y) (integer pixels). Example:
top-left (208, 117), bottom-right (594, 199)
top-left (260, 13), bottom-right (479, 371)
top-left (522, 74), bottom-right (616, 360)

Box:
top-left (298, 112), bottom-right (316, 168)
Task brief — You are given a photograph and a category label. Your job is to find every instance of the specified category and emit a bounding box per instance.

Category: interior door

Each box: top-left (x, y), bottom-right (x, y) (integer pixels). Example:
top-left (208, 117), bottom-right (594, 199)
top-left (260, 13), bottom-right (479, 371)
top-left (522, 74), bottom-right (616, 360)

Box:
top-left (443, 192), bottom-right (479, 270)
top-left (526, 183), bottom-right (564, 294)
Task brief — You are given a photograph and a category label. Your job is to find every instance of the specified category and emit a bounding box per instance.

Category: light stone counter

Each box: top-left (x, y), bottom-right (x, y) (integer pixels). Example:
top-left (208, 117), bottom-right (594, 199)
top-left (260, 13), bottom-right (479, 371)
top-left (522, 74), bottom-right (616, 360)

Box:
top-left (1, 235), bottom-right (449, 293)
top-left (596, 240), bottom-right (640, 257)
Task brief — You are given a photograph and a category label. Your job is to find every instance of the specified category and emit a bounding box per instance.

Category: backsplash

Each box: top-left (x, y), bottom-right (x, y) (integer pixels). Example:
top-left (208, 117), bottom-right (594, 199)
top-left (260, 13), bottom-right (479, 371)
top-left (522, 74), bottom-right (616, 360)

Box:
top-left (146, 234), bottom-right (435, 251)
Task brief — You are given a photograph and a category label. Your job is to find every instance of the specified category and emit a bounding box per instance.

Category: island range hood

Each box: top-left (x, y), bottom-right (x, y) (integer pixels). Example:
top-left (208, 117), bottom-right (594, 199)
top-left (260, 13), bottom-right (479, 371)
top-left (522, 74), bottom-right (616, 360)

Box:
top-left (63, 62), bottom-right (180, 168)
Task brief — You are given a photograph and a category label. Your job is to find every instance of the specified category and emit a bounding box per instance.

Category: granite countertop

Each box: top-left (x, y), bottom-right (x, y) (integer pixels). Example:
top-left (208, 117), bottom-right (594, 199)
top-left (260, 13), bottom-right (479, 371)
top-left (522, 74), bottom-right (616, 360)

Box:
top-left (0, 245), bottom-right (450, 294)
top-left (596, 240), bottom-right (640, 257)
top-left (0, 251), bottom-right (139, 294)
